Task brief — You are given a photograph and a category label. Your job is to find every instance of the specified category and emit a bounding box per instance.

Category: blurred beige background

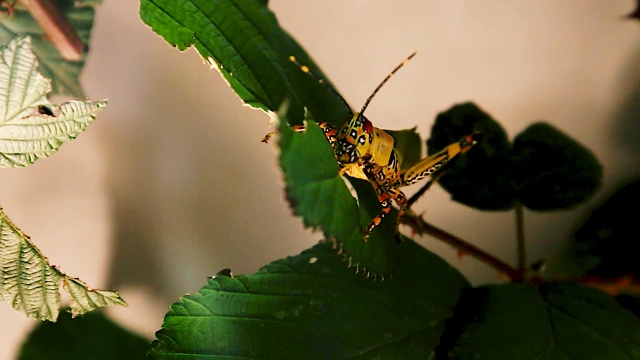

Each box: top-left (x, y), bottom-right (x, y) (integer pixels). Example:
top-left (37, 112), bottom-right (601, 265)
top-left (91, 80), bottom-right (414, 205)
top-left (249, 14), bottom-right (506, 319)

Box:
top-left (2, 0), bottom-right (640, 358)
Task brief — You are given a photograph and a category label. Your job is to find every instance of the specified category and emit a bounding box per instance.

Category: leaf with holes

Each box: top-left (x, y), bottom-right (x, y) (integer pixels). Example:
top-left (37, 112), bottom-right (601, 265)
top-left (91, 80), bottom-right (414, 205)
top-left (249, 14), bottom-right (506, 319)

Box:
top-left (139, 0), bottom-right (351, 126)
top-left (0, 36), bottom-right (105, 168)
top-left (149, 240), bottom-right (469, 359)
top-left (0, 0), bottom-right (102, 97)
top-left (0, 207), bottom-right (126, 321)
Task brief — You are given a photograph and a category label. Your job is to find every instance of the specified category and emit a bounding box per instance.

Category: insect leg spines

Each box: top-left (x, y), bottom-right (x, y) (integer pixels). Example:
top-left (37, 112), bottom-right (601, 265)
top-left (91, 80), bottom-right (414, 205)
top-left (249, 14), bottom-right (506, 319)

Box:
top-left (361, 165), bottom-right (394, 240)
top-left (360, 151), bottom-right (406, 239)
top-left (398, 150), bottom-right (450, 187)
top-left (361, 181), bottom-right (409, 241)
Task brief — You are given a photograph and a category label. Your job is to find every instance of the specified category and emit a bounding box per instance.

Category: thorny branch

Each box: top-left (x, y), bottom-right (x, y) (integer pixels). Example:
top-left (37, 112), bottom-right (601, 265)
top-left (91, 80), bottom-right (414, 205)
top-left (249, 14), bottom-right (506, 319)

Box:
top-left (401, 210), bottom-right (523, 281)
top-left (402, 210), bottom-right (640, 296)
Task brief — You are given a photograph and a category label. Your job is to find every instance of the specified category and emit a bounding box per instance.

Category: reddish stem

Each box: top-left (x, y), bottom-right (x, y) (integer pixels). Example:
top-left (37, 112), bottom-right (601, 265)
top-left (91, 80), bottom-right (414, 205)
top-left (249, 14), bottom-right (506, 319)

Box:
top-left (0, 1), bottom-right (16, 16)
top-left (402, 212), bottom-right (522, 281)
top-left (20, 0), bottom-right (83, 61)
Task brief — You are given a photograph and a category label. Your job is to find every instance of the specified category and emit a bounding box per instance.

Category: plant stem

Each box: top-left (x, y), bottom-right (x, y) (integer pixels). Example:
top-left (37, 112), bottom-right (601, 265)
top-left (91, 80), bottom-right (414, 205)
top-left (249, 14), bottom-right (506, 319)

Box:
top-left (515, 203), bottom-right (526, 274)
top-left (20, 0), bottom-right (83, 61)
top-left (402, 211), bottom-right (522, 281)
top-left (0, 1), bottom-right (16, 16)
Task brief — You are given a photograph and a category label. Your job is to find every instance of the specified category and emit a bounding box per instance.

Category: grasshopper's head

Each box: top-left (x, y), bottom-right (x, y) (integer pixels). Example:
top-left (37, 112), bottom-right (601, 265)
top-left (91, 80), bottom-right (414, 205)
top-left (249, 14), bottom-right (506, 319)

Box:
top-left (334, 112), bottom-right (373, 164)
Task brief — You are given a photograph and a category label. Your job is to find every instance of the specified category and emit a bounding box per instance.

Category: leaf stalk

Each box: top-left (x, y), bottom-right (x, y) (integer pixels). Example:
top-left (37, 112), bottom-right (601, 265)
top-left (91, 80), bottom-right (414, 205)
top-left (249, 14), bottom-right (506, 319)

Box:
top-left (20, 0), bottom-right (83, 61)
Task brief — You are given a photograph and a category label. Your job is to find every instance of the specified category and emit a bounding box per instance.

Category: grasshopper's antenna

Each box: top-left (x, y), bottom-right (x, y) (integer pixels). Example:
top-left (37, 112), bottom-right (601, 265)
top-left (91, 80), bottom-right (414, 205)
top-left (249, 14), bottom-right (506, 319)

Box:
top-left (359, 51), bottom-right (417, 116)
top-left (289, 56), bottom-right (352, 115)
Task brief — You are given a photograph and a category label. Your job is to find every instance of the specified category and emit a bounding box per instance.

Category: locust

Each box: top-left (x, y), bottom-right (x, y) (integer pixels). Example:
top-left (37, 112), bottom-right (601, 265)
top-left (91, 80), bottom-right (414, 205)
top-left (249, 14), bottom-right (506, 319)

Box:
top-left (266, 52), bottom-right (479, 239)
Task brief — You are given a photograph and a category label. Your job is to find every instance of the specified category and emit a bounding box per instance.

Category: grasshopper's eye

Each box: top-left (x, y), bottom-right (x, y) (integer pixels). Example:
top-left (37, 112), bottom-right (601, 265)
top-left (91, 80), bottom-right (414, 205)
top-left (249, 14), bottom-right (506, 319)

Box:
top-left (363, 119), bottom-right (373, 134)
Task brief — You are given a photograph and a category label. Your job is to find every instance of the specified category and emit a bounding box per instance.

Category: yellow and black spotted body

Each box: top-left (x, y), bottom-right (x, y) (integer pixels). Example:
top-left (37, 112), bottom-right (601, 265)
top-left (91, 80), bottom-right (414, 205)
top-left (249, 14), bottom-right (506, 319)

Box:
top-left (275, 53), bottom-right (479, 240)
top-left (314, 112), bottom-right (478, 239)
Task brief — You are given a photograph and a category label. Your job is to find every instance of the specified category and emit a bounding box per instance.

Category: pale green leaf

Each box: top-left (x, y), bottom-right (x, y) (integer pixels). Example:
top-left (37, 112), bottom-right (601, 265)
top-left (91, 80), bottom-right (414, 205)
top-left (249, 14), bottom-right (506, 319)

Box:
top-left (0, 36), bottom-right (106, 168)
top-left (63, 277), bottom-right (127, 317)
top-left (0, 207), bottom-right (127, 322)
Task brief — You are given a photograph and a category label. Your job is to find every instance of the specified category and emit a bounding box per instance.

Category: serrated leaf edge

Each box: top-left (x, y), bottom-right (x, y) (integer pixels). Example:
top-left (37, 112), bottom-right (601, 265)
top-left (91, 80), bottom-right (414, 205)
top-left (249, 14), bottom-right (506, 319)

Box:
top-left (0, 206), bottom-right (126, 322)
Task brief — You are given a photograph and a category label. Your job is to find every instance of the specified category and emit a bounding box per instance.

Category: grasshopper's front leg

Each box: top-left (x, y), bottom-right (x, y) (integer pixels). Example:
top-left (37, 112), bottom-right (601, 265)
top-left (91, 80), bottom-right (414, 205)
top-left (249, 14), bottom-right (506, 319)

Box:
top-left (361, 163), bottom-right (407, 241)
top-left (361, 164), bottom-right (393, 240)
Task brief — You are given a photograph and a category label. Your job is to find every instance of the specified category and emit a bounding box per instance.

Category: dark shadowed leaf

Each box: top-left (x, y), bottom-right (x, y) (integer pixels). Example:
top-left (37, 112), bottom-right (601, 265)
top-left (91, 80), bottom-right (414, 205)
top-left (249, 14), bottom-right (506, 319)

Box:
top-left (149, 240), bottom-right (469, 359)
top-left (513, 122), bottom-right (602, 210)
top-left (428, 102), bottom-right (515, 210)
top-left (570, 180), bottom-right (640, 278)
top-left (617, 294), bottom-right (640, 318)
top-left (438, 283), bottom-right (640, 359)
top-left (428, 102), bottom-right (602, 211)
top-left (17, 310), bottom-right (149, 360)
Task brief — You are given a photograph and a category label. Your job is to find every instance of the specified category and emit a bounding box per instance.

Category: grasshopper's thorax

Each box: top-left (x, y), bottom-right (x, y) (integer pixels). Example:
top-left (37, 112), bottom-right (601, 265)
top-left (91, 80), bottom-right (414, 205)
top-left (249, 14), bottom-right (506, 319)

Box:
top-left (334, 113), bottom-right (374, 164)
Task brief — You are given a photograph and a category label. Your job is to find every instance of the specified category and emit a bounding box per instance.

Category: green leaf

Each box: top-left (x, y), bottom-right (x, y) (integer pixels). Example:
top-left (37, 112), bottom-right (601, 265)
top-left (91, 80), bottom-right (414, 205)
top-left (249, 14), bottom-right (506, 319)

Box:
top-left (278, 120), bottom-right (401, 276)
top-left (17, 309), bottom-right (149, 360)
top-left (570, 180), bottom-right (640, 278)
top-left (0, 37), bottom-right (105, 168)
top-left (0, 0), bottom-right (101, 97)
top-left (513, 122), bottom-right (603, 210)
top-left (149, 240), bottom-right (469, 359)
top-left (616, 294), bottom-right (640, 318)
top-left (1, 207), bottom-right (127, 321)
top-left (141, 0), bottom-right (414, 273)
top-left (428, 102), bottom-right (602, 211)
top-left (278, 120), bottom-right (355, 237)
top-left (439, 283), bottom-right (640, 359)
top-left (139, 0), bottom-right (351, 126)
top-left (428, 102), bottom-right (514, 210)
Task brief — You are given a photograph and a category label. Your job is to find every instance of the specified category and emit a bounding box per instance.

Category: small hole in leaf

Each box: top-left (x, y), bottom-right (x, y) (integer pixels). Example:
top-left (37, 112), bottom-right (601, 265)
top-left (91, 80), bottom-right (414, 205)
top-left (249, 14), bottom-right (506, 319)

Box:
top-left (37, 105), bottom-right (54, 116)
top-left (309, 257), bottom-right (318, 264)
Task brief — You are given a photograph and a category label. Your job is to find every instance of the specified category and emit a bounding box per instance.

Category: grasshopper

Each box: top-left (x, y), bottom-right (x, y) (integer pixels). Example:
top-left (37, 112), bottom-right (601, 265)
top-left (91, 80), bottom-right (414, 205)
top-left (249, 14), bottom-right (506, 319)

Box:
top-left (267, 53), bottom-right (479, 239)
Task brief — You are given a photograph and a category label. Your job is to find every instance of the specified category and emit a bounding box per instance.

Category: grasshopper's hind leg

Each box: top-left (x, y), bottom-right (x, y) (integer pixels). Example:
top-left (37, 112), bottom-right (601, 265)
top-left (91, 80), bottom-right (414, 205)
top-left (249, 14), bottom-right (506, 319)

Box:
top-left (399, 133), bottom-right (479, 186)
